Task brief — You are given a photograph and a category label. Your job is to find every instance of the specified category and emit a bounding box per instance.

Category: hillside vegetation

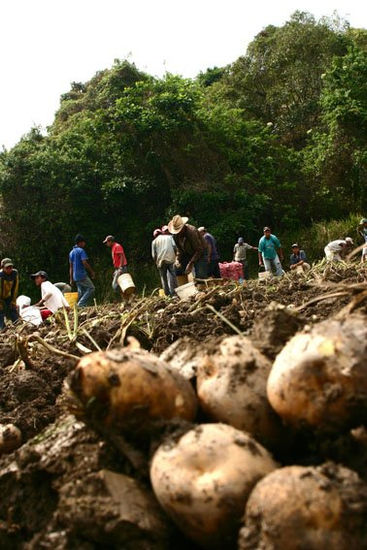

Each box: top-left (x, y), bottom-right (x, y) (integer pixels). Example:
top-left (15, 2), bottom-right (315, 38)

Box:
top-left (0, 11), bottom-right (367, 292)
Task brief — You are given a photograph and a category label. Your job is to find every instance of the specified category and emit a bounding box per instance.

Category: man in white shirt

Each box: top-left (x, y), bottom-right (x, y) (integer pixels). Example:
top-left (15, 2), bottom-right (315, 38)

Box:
top-left (30, 271), bottom-right (69, 321)
top-left (324, 237), bottom-right (354, 262)
top-left (152, 226), bottom-right (177, 296)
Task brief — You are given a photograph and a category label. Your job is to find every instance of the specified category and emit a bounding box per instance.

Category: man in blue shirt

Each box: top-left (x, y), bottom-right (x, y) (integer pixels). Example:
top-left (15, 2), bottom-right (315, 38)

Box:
top-left (198, 227), bottom-right (221, 278)
top-left (289, 244), bottom-right (310, 273)
top-left (69, 234), bottom-right (95, 307)
top-left (258, 227), bottom-right (284, 277)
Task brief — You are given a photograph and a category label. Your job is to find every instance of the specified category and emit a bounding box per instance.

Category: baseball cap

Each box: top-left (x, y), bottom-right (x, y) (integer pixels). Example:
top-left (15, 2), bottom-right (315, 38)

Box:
top-left (198, 226), bottom-right (206, 232)
top-left (263, 226), bottom-right (271, 232)
top-left (345, 237), bottom-right (354, 244)
top-left (30, 270), bottom-right (48, 280)
top-left (291, 243), bottom-right (299, 248)
top-left (103, 235), bottom-right (114, 243)
top-left (75, 234), bottom-right (85, 244)
top-left (238, 237), bottom-right (244, 243)
top-left (2, 259), bottom-right (13, 268)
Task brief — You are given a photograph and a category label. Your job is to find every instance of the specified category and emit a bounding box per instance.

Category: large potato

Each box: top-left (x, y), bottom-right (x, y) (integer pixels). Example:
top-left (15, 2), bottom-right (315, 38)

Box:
top-left (68, 349), bottom-right (197, 431)
top-left (150, 423), bottom-right (277, 549)
top-left (197, 335), bottom-right (282, 447)
top-left (267, 315), bottom-right (367, 432)
top-left (239, 463), bottom-right (367, 550)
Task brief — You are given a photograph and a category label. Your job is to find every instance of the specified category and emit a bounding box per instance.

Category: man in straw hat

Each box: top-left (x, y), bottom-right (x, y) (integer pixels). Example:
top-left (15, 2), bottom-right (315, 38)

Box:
top-left (168, 215), bottom-right (208, 279)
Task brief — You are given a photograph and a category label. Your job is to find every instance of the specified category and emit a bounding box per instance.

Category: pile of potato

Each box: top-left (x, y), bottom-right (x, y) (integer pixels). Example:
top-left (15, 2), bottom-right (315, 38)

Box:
top-left (67, 313), bottom-right (367, 549)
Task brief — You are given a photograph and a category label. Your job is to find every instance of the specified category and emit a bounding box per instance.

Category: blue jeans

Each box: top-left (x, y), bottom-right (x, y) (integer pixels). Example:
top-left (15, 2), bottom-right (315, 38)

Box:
top-left (194, 256), bottom-right (208, 279)
top-left (0, 300), bottom-right (18, 330)
top-left (263, 254), bottom-right (284, 277)
top-left (158, 262), bottom-right (177, 296)
top-left (76, 276), bottom-right (95, 307)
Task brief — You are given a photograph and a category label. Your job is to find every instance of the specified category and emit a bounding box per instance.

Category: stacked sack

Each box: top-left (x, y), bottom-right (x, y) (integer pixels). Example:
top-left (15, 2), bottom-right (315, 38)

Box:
top-left (219, 261), bottom-right (244, 280)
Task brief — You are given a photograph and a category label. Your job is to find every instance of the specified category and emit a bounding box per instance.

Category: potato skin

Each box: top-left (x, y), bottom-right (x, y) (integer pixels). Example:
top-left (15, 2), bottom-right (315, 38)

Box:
top-left (239, 463), bottom-right (367, 550)
top-left (150, 423), bottom-right (277, 549)
top-left (197, 336), bottom-right (282, 447)
top-left (267, 315), bottom-right (367, 432)
top-left (69, 349), bottom-right (197, 431)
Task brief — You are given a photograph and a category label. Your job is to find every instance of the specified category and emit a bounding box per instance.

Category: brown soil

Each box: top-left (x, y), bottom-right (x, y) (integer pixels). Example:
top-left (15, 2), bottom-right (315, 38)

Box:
top-left (0, 263), bottom-right (366, 548)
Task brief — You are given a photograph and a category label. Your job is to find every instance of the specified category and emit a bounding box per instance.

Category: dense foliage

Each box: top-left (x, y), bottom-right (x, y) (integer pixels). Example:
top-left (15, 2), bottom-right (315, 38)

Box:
top-left (1, 11), bottom-right (367, 292)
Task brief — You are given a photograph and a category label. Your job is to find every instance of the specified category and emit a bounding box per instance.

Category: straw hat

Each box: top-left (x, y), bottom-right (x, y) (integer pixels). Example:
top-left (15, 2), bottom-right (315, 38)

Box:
top-left (168, 215), bottom-right (189, 234)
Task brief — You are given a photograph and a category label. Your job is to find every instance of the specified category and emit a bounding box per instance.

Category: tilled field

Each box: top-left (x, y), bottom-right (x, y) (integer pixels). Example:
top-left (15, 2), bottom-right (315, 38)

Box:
top-left (0, 263), bottom-right (367, 549)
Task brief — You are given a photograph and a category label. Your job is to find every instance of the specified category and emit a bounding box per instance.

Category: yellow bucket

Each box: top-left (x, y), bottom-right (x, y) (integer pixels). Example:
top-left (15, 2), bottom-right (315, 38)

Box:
top-left (117, 273), bottom-right (136, 297)
top-left (158, 288), bottom-right (166, 297)
top-left (64, 292), bottom-right (79, 307)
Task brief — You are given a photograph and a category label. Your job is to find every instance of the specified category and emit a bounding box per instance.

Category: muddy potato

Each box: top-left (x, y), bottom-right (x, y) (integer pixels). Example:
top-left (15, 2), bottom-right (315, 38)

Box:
top-left (150, 423), bottom-right (277, 549)
top-left (197, 336), bottom-right (282, 447)
top-left (267, 315), bottom-right (367, 432)
top-left (239, 463), bottom-right (367, 550)
top-left (68, 349), bottom-right (197, 431)
top-left (0, 424), bottom-right (22, 454)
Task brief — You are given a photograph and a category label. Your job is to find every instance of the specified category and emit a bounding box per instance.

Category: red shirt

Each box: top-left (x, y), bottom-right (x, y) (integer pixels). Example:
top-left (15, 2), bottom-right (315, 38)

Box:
top-left (112, 242), bottom-right (127, 268)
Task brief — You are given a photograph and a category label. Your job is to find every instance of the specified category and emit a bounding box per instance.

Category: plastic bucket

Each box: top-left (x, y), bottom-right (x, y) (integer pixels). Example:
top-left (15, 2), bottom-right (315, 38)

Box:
top-left (175, 281), bottom-right (198, 301)
top-left (64, 292), bottom-right (79, 307)
top-left (117, 273), bottom-right (136, 297)
top-left (177, 274), bottom-right (188, 286)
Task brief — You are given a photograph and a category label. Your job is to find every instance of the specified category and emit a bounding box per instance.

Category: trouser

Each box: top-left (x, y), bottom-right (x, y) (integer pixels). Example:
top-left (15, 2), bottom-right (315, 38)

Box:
top-left (362, 247), bottom-right (367, 262)
top-left (263, 254), bottom-right (284, 277)
top-left (40, 309), bottom-right (53, 321)
top-left (208, 259), bottom-right (221, 278)
top-left (239, 260), bottom-right (249, 280)
top-left (324, 247), bottom-right (342, 262)
top-left (158, 262), bottom-right (177, 296)
top-left (76, 276), bottom-right (95, 307)
top-left (112, 266), bottom-right (128, 291)
top-left (294, 263), bottom-right (310, 274)
top-left (0, 299), bottom-right (18, 330)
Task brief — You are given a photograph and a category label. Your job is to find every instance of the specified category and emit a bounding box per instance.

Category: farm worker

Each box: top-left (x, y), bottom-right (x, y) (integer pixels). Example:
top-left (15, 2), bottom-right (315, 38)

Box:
top-left (69, 234), bottom-right (95, 307)
top-left (152, 227), bottom-right (177, 296)
top-left (168, 215), bottom-right (208, 279)
top-left (258, 227), bottom-right (284, 277)
top-left (102, 235), bottom-right (128, 292)
top-left (233, 237), bottom-right (258, 280)
top-left (0, 259), bottom-right (19, 330)
top-left (289, 244), bottom-right (310, 273)
top-left (198, 227), bottom-right (221, 278)
top-left (324, 237), bottom-right (354, 262)
top-left (30, 271), bottom-right (69, 321)
top-left (357, 218), bottom-right (367, 262)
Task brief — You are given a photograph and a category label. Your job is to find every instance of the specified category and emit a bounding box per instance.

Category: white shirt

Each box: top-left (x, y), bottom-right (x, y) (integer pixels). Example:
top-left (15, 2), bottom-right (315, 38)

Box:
top-left (41, 281), bottom-right (69, 313)
top-left (325, 239), bottom-right (346, 252)
top-left (151, 235), bottom-right (176, 267)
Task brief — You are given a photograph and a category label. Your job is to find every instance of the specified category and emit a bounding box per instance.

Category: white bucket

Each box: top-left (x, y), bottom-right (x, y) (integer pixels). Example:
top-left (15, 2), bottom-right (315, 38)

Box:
top-left (175, 281), bottom-right (198, 300)
top-left (117, 273), bottom-right (136, 297)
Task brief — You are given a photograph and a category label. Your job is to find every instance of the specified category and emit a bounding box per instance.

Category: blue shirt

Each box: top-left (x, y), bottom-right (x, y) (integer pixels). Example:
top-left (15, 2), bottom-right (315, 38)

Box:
top-left (258, 234), bottom-right (281, 260)
top-left (69, 245), bottom-right (88, 281)
top-left (204, 233), bottom-right (219, 261)
top-left (290, 250), bottom-right (307, 265)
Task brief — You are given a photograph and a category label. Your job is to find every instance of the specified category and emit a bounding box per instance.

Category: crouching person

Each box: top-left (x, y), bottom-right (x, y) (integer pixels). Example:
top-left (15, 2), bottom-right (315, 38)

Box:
top-left (289, 244), bottom-right (310, 273)
top-left (30, 271), bottom-right (69, 321)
